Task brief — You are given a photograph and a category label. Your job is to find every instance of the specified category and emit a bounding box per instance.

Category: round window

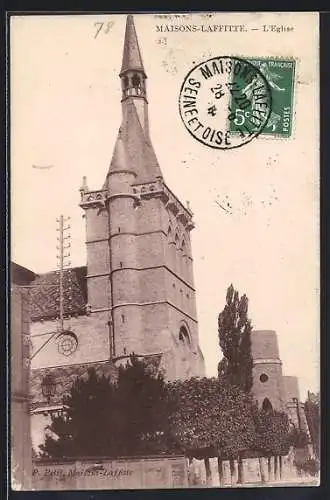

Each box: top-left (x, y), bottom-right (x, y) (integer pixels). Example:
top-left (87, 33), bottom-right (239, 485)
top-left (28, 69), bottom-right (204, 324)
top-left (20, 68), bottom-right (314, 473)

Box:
top-left (57, 331), bottom-right (78, 356)
top-left (260, 373), bottom-right (269, 383)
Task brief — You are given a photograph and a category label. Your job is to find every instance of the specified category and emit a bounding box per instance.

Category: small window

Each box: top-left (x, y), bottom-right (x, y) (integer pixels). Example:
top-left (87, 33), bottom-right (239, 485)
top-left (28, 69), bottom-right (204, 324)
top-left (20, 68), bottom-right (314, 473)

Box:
top-left (118, 226), bottom-right (121, 233)
top-left (120, 262), bottom-right (123, 268)
top-left (121, 314), bottom-right (125, 323)
top-left (260, 373), bottom-right (269, 383)
top-left (173, 283), bottom-right (176, 288)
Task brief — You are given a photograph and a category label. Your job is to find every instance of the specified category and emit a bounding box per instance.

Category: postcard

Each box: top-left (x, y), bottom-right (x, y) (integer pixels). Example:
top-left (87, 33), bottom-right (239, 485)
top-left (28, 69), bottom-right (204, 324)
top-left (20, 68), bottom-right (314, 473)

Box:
top-left (10, 12), bottom-right (319, 490)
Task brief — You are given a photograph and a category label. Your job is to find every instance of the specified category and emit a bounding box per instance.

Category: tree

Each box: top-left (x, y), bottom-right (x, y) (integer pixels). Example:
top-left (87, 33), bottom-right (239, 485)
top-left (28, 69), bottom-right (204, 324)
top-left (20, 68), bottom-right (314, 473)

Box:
top-left (304, 391), bottom-right (320, 458)
top-left (218, 284), bottom-right (253, 393)
top-left (114, 355), bottom-right (170, 455)
top-left (39, 368), bottom-right (118, 458)
top-left (288, 427), bottom-right (310, 449)
top-left (167, 377), bottom-right (256, 485)
top-left (253, 405), bottom-right (292, 481)
top-left (39, 357), bottom-right (170, 459)
top-left (254, 407), bottom-right (291, 457)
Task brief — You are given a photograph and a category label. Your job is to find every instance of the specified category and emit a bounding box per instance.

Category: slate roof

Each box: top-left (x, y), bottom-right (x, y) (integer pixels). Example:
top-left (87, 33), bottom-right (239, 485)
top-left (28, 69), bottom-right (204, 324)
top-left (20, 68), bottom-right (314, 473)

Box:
top-left (29, 355), bottom-right (162, 409)
top-left (104, 100), bottom-right (163, 187)
top-left (30, 360), bottom-right (118, 408)
top-left (11, 262), bottom-right (37, 285)
top-left (29, 266), bottom-right (87, 322)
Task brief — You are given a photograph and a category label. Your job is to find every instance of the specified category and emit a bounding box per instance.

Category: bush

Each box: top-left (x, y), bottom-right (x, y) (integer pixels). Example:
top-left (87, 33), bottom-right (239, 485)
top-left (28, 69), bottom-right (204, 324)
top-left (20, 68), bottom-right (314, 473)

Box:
top-left (294, 456), bottom-right (320, 477)
top-left (289, 428), bottom-right (310, 449)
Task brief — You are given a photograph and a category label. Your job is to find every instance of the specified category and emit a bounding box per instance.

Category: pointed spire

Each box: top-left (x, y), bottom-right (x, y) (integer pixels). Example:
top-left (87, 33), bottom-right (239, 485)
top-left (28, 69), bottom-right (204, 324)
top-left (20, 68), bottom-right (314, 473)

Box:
top-left (80, 176), bottom-right (89, 192)
top-left (120, 15), bottom-right (145, 76)
top-left (109, 128), bottom-right (130, 173)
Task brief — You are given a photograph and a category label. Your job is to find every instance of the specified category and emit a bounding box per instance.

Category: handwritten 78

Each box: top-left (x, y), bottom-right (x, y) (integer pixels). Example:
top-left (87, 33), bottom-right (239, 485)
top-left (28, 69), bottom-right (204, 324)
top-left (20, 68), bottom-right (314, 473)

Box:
top-left (94, 21), bottom-right (114, 39)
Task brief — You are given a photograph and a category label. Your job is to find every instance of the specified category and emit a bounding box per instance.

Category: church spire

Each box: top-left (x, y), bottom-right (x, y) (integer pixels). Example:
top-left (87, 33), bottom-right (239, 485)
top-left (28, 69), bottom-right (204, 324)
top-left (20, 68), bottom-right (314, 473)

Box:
top-left (119, 15), bottom-right (150, 141)
top-left (104, 14), bottom-right (163, 187)
top-left (120, 16), bottom-right (148, 108)
top-left (120, 15), bottom-right (145, 76)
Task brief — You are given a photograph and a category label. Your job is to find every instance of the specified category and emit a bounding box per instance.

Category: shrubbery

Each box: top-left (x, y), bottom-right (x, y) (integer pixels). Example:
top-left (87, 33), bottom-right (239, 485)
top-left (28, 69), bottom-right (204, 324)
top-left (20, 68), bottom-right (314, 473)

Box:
top-left (294, 456), bottom-right (320, 477)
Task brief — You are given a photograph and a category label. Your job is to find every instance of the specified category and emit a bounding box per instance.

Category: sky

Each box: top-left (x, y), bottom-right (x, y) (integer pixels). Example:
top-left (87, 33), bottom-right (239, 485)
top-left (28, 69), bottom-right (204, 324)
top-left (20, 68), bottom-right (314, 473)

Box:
top-left (10, 12), bottom-right (319, 400)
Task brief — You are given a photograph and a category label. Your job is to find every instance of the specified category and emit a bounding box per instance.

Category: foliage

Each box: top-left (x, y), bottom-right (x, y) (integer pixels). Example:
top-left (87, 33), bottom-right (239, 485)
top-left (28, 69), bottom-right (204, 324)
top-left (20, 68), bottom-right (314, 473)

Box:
top-left (288, 427), bottom-right (310, 449)
top-left (218, 284), bottom-right (253, 393)
top-left (39, 368), bottom-right (118, 458)
top-left (294, 456), bottom-right (320, 477)
top-left (304, 391), bottom-right (320, 458)
top-left (167, 377), bottom-right (256, 460)
top-left (40, 356), bottom-right (170, 458)
top-left (253, 407), bottom-right (292, 457)
top-left (114, 355), bottom-right (170, 455)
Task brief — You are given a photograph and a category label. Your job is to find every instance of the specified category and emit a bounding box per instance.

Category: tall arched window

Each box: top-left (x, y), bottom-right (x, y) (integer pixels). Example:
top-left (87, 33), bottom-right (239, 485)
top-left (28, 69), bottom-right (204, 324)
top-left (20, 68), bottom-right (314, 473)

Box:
top-left (132, 74), bottom-right (142, 95)
top-left (179, 325), bottom-right (190, 347)
top-left (167, 225), bottom-right (175, 272)
top-left (123, 75), bottom-right (129, 89)
top-left (174, 233), bottom-right (180, 274)
top-left (180, 239), bottom-right (187, 280)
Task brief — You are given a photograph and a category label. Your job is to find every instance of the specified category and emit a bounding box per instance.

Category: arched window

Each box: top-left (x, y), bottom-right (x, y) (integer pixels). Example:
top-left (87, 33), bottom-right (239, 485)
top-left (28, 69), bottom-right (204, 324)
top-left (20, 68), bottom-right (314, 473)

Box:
top-left (175, 233), bottom-right (179, 247)
top-left (179, 325), bottom-right (190, 346)
top-left (262, 397), bottom-right (273, 412)
top-left (168, 225), bottom-right (172, 239)
top-left (181, 239), bottom-right (186, 254)
top-left (132, 73), bottom-right (141, 90)
top-left (123, 76), bottom-right (129, 89)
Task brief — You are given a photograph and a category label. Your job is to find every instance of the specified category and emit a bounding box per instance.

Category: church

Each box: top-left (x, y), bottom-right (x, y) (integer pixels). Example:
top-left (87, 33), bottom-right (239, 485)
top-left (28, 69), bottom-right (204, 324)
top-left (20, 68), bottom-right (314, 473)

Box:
top-left (27, 15), bottom-right (205, 449)
top-left (12, 15), bottom-right (310, 454)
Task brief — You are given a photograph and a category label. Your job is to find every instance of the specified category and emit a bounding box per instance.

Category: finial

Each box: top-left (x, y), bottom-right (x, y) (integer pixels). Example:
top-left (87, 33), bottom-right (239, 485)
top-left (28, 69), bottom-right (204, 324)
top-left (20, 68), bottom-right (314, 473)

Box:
top-left (80, 176), bottom-right (89, 193)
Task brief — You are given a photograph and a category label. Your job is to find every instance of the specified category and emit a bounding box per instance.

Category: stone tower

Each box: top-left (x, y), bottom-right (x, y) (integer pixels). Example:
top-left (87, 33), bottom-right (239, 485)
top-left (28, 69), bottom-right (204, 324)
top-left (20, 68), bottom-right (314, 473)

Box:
top-left (28, 15), bottom-right (204, 451)
top-left (79, 15), bottom-right (205, 379)
top-left (251, 330), bottom-right (287, 412)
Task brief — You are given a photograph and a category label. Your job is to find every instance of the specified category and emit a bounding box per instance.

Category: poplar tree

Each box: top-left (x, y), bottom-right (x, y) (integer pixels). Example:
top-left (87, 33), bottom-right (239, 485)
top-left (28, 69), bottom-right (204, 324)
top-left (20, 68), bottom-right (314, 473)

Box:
top-left (218, 284), bottom-right (253, 393)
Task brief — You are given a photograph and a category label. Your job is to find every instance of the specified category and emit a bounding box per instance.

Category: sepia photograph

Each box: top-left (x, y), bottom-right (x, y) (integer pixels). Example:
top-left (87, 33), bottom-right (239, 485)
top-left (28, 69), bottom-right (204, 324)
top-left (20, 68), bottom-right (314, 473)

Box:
top-left (10, 11), bottom-right (320, 490)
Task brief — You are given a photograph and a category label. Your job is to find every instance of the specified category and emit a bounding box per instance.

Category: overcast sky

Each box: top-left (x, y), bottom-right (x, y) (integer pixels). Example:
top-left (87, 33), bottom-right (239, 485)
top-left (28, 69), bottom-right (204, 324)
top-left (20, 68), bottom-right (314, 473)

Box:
top-left (11, 12), bottom-right (319, 399)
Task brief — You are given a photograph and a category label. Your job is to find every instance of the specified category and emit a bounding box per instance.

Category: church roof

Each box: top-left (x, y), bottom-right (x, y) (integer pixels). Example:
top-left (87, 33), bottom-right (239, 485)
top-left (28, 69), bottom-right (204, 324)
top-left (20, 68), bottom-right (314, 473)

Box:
top-left (29, 266), bottom-right (87, 322)
top-left (104, 99), bottom-right (162, 186)
top-left (120, 15), bottom-right (145, 76)
top-left (11, 262), bottom-right (37, 285)
top-left (30, 360), bottom-right (118, 408)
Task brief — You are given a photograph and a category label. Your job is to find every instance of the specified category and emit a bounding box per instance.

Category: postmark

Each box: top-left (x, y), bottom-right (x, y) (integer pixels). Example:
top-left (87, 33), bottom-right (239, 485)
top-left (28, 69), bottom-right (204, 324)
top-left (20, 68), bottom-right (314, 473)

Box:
top-left (232, 57), bottom-right (296, 138)
top-left (178, 56), bottom-right (272, 150)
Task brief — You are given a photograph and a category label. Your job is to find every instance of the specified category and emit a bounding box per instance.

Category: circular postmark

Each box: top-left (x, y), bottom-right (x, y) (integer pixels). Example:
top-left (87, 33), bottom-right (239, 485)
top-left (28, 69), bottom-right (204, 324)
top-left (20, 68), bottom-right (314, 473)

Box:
top-left (179, 56), bottom-right (272, 150)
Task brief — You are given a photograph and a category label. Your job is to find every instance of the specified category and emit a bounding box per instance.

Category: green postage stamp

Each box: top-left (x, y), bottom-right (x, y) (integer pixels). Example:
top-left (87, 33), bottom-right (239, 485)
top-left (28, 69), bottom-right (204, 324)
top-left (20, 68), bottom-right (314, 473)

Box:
top-left (229, 58), bottom-right (296, 138)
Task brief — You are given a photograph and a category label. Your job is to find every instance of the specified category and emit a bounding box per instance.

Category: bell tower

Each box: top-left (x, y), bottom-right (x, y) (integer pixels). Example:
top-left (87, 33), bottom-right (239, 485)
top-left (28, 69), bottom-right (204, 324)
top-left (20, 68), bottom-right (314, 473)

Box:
top-left (79, 15), bottom-right (205, 380)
